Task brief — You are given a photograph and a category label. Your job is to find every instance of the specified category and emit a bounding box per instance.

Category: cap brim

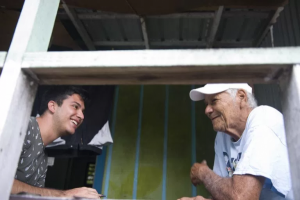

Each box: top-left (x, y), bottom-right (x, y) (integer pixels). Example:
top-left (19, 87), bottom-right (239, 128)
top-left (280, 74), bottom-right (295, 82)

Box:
top-left (189, 89), bottom-right (205, 101)
top-left (189, 86), bottom-right (228, 101)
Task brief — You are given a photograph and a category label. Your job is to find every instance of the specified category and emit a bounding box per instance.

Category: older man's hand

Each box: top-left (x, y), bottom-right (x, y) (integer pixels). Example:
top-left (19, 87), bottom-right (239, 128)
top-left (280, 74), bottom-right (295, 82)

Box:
top-left (190, 160), bottom-right (209, 186)
top-left (177, 195), bottom-right (212, 200)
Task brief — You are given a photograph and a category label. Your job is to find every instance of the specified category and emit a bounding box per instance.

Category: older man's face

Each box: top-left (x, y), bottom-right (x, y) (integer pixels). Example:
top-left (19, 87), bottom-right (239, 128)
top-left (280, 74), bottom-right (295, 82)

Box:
top-left (204, 92), bottom-right (239, 132)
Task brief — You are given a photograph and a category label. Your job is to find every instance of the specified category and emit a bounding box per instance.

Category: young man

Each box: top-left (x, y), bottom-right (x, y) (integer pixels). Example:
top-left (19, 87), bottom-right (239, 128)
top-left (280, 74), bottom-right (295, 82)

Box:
top-left (179, 83), bottom-right (293, 200)
top-left (11, 86), bottom-right (101, 199)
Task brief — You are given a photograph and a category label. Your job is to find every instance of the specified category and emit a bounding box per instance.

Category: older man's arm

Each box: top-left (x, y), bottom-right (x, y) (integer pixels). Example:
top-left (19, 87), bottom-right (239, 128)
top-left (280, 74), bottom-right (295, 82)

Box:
top-left (191, 161), bottom-right (264, 200)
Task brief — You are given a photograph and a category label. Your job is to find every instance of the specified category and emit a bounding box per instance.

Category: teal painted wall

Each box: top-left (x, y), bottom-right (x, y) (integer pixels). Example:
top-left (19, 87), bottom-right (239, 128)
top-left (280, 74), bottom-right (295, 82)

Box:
top-left (101, 85), bottom-right (216, 200)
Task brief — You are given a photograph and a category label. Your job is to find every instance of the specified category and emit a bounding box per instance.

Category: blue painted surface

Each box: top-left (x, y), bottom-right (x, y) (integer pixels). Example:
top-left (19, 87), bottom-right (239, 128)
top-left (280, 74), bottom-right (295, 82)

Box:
top-left (93, 146), bottom-right (107, 194)
top-left (132, 86), bottom-right (144, 199)
top-left (103, 86), bottom-right (119, 198)
top-left (162, 86), bottom-right (169, 200)
top-left (191, 85), bottom-right (197, 196)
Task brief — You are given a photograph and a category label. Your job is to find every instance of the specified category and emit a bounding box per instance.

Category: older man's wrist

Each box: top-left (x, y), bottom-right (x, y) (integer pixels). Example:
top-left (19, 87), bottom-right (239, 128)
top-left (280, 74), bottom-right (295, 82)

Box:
top-left (198, 164), bottom-right (209, 182)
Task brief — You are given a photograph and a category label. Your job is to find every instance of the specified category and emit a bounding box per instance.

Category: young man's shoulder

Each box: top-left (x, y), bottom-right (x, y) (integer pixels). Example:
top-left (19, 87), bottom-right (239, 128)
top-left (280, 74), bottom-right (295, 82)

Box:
top-left (23, 117), bottom-right (41, 149)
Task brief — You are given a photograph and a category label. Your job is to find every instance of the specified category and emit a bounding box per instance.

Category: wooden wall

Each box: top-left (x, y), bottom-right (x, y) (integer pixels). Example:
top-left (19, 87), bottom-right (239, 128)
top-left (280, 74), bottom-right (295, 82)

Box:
top-left (100, 85), bottom-right (216, 199)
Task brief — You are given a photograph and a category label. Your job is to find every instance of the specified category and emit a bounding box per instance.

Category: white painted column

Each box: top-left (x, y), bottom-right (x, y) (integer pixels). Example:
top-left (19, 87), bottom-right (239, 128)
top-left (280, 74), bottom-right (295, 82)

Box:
top-left (0, 0), bottom-right (59, 199)
top-left (281, 64), bottom-right (300, 200)
top-left (0, 52), bottom-right (7, 68)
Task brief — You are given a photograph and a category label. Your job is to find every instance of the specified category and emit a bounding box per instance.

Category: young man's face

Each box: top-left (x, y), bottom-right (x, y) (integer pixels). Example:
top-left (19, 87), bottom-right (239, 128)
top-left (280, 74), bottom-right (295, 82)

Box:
top-left (54, 94), bottom-right (85, 135)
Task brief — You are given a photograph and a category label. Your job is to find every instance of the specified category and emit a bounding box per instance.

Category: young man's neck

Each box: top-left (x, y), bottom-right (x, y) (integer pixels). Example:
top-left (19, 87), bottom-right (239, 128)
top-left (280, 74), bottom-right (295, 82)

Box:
top-left (36, 114), bottom-right (60, 146)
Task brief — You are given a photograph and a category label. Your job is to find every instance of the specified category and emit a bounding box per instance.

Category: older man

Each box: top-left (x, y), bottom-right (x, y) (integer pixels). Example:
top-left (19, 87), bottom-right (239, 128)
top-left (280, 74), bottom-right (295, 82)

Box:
top-left (179, 83), bottom-right (293, 200)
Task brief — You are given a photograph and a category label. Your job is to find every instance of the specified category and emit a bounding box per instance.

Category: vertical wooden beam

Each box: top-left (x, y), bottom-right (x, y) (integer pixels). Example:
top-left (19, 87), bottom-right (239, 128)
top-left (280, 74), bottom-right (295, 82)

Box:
top-left (281, 64), bottom-right (300, 200)
top-left (206, 6), bottom-right (224, 48)
top-left (0, 0), bottom-right (59, 199)
top-left (140, 17), bottom-right (150, 49)
top-left (62, 1), bottom-right (96, 50)
top-left (0, 52), bottom-right (7, 68)
top-left (254, 7), bottom-right (283, 47)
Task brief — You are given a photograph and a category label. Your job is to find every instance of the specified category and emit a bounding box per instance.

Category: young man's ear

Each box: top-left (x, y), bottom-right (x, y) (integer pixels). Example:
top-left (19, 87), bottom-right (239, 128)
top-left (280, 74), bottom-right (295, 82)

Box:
top-left (48, 101), bottom-right (56, 113)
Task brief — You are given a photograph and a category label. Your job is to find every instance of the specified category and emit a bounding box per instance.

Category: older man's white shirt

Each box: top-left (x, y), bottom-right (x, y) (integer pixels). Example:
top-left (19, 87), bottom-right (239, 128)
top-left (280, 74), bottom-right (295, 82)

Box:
top-left (213, 106), bottom-right (293, 199)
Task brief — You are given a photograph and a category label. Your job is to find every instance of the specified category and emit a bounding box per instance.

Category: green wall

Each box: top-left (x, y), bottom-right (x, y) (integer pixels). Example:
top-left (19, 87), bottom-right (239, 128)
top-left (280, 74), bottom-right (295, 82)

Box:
top-left (101, 85), bottom-right (216, 200)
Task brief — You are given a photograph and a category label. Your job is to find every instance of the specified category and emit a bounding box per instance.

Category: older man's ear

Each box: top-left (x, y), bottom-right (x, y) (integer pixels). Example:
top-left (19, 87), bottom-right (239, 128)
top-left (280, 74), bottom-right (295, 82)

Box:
top-left (236, 89), bottom-right (249, 108)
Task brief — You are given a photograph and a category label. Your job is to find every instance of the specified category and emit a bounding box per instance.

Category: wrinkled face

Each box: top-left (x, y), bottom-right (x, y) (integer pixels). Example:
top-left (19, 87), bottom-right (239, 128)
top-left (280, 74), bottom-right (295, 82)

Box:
top-left (204, 92), bottom-right (239, 132)
top-left (53, 94), bottom-right (85, 135)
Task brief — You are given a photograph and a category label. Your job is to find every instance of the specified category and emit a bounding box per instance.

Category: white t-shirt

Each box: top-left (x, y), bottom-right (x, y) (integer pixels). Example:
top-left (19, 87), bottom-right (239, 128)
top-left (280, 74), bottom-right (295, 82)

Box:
top-left (213, 106), bottom-right (293, 199)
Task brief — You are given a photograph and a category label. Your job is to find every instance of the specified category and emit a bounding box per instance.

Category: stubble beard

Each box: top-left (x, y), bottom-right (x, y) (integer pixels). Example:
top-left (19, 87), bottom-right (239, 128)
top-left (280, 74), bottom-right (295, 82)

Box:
top-left (213, 115), bottom-right (228, 132)
top-left (53, 113), bottom-right (69, 137)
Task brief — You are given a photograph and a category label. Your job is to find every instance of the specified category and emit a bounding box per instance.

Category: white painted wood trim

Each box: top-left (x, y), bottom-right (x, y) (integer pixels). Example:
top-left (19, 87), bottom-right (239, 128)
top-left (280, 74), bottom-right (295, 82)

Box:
top-left (18, 47), bottom-right (300, 85)
top-left (0, 0), bottom-right (59, 199)
top-left (0, 52), bottom-right (7, 68)
top-left (281, 64), bottom-right (300, 200)
top-left (22, 47), bottom-right (300, 68)
top-left (140, 17), bottom-right (150, 49)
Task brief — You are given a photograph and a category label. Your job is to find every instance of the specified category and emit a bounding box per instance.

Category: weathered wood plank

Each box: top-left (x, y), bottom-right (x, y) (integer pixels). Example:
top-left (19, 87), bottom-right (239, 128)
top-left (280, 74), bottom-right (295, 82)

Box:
top-left (0, 0), bottom-right (59, 199)
top-left (167, 86), bottom-right (192, 199)
top-left (207, 6), bottom-right (224, 48)
top-left (136, 86), bottom-right (164, 199)
top-left (20, 65), bottom-right (285, 85)
top-left (0, 52), bottom-right (7, 68)
top-left (62, 0), bottom-right (96, 50)
top-left (22, 48), bottom-right (300, 68)
top-left (254, 7), bottom-right (284, 47)
top-left (281, 64), bottom-right (300, 200)
top-left (104, 86), bottom-right (140, 198)
top-left (20, 47), bottom-right (300, 84)
top-left (140, 17), bottom-right (150, 49)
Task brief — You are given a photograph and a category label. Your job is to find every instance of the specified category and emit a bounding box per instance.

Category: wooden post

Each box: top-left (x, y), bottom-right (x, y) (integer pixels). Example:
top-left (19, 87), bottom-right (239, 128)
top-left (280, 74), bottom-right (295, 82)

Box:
top-left (0, 52), bottom-right (7, 68)
top-left (254, 7), bottom-right (283, 47)
top-left (281, 64), bottom-right (300, 200)
top-left (140, 17), bottom-right (150, 49)
top-left (207, 6), bottom-right (224, 48)
top-left (0, 0), bottom-right (59, 199)
top-left (62, 0), bottom-right (96, 50)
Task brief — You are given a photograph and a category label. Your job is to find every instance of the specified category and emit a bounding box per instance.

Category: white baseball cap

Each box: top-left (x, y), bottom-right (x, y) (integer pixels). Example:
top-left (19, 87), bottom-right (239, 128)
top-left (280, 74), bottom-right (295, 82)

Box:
top-left (189, 83), bottom-right (252, 101)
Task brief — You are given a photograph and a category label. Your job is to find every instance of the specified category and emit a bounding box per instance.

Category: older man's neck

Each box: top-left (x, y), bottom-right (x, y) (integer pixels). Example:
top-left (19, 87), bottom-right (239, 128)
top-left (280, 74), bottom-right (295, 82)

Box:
top-left (226, 107), bottom-right (253, 142)
top-left (225, 129), bottom-right (243, 142)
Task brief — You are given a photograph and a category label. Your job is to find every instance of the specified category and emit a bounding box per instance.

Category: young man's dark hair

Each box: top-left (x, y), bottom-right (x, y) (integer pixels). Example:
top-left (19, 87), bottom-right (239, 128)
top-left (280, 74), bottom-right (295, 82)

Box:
top-left (39, 86), bottom-right (89, 115)
top-left (12, 86), bottom-right (101, 198)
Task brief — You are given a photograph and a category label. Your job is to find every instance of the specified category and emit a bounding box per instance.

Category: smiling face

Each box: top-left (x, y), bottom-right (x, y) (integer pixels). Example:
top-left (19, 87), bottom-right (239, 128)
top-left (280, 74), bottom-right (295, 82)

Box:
top-left (52, 94), bottom-right (85, 136)
top-left (204, 91), bottom-right (240, 133)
